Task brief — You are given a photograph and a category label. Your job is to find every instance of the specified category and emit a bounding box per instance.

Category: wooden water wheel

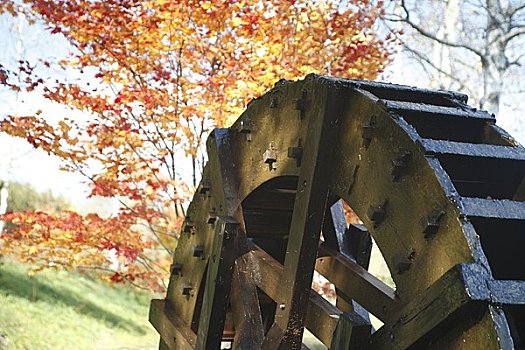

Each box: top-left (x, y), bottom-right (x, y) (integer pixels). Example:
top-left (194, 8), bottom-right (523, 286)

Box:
top-left (150, 75), bottom-right (525, 349)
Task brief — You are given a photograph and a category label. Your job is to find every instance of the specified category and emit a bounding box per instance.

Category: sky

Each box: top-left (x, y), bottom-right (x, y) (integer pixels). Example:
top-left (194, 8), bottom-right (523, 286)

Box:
top-left (0, 7), bottom-right (524, 211)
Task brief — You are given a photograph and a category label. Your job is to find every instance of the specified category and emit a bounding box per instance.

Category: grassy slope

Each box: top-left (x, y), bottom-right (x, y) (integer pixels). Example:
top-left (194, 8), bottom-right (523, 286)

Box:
top-left (0, 262), bottom-right (158, 350)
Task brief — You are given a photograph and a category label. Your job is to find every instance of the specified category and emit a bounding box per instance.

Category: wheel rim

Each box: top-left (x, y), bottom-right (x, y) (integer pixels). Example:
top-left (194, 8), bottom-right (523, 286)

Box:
top-left (150, 75), bottom-right (525, 349)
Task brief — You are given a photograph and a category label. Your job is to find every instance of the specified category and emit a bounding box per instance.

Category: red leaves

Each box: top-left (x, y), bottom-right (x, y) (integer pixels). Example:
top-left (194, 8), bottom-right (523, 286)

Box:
top-left (0, 0), bottom-right (393, 291)
top-left (0, 68), bottom-right (8, 85)
top-left (50, 26), bottom-right (62, 34)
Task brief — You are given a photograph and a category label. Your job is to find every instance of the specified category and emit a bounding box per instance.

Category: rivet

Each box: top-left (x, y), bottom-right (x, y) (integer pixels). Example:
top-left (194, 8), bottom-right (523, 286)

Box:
top-left (394, 250), bottom-right (415, 275)
top-left (207, 211), bottom-right (217, 224)
top-left (239, 120), bottom-right (252, 141)
top-left (192, 245), bottom-right (204, 258)
top-left (197, 181), bottom-right (210, 195)
top-left (391, 152), bottom-right (412, 180)
top-left (171, 263), bottom-right (183, 276)
top-left (183, 222), bottom-right (194, 234)
top-left (395, 258), bottom-right (411, 275)
top-left (367, 200), bottom-right (388, 228)
top-left (423, 210), bottom-right (445, 239)
top-left (263, 143), bottom-right (278, 170)
top-left (279, 303), bottom-right (286, 310)
top-left (294, 89), bottom-right (308, 114)
top-left (361, 116), bottom-right (377, 148)
top-left (287, 145), bottom-right (303, 167)
top-left (182, 285), bottom-right (193, 296)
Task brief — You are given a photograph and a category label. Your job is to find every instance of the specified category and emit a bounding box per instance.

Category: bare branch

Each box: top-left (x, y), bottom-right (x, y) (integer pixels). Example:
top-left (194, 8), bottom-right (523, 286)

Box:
top-left (398, 0), bottom-right (484, 58)
top-left (500, 26), bottom-right (525, 45)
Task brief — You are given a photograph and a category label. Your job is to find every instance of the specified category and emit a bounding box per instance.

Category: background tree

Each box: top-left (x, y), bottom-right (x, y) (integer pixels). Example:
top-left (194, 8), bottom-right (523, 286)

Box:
top-left (385, 0), bottom-right (525, 119)
top-left (6, 181), bottom-right (70, 213)
top-left (0, 0), bottom-right (394, 290)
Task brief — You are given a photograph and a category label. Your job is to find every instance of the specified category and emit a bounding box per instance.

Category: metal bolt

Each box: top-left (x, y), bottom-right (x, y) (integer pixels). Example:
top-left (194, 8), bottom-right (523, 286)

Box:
top-left (395, 258), bottom-right (412, 275)
top-left (361, 116), bottom-right (377, 148)
top-left (197, 181), bottom-right (210, 195)
top-left (182, 285), bottom-right (193, 296)
top-left (279, 303), bottom-right (286, 310)
top-left (183, 222), bottom-right (194, 234)
top-left (287, 145), bottom-right (303, 167)
top-left (192, 245), bottom-right (204, 258)
top-left (391, 152), bottom-right (412, 180)
top-left (263, 143), bottom-right (278, 170)
top-left (423, 210), bottom-right (445, 239)
top-left (171, 263), bottom-right (183, 276)
top-left (239, 120), bottom-right (252, 141)
top-left (207, 211), bottom-right (217, 224)
top-left (294, 89), bottom-right (308, 114)
top-left (367, 200), bottom-right (388, 228)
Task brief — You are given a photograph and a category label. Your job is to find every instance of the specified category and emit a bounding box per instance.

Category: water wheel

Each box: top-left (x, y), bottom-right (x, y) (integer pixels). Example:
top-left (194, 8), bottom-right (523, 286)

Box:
top-left (150, 75), bottom-right (525, 349)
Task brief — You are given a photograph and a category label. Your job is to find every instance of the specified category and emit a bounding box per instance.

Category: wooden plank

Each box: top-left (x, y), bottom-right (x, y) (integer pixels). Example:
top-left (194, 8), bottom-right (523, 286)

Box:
top-left (330, 311), bottom-right (370, 350)
top-left (149, 299), bottom-right (197, 350)
top-left (321, 198), bottom-right (347, 252)
top-left (315, 244), bottom-right (398, 321)
top-left (249, 246), bottom-right (370, 348)
top-left (382, 99), bottom-right (493, 120)
top-left (195, 217), bottom-right (239, 350)
top-left (349, 80), bottom-right (469, 105)
top-left (270, 82), bottom-right (347, 349)
top-left (461, 197), bottom-right (525, 220)
top-left (419, 139), bottom-right (525, 160)
top-left (261, 324), bottom-right (285, 350)
top-left (231, 254), bottom-right (265, 350)
top-left (488, 280), bottom-right (525, 305)
top-left (321, 200), bottom-right (373, 321)
top-left (369, 263), bottom-right (491, 350)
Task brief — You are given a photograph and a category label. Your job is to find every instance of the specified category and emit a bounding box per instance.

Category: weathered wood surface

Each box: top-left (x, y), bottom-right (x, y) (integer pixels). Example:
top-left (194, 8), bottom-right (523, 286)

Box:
top-left (152, 75), bottom-right (525, 349)
top-left (149, 299), bottom-right (197, 350)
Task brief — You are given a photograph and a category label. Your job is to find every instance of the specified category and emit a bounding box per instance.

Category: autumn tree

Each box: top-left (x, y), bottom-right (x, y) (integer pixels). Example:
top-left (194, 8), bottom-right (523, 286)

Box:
top-left (0, 0), bottom-right (393, 290)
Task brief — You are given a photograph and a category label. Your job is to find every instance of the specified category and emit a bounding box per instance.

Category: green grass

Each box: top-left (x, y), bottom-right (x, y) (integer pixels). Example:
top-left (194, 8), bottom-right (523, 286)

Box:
top-left (0, 261), bottom-right (158, 350)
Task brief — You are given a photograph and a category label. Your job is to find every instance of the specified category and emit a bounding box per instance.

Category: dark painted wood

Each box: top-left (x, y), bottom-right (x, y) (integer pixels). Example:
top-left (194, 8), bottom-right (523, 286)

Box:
top-left (271, 82), bottom-right (347, 349)
top-left (195, 217), bottom-right (239, 350)
top-left (150, 299), bottom-right (197, 349)
top-left (231, 254), bottom-right (265, 350)
top-left (420, 139), bottom-right (525, 160)
top-left (316, 244), bottom-right (397, 321)
top-left (348, 80), bottom-right (469, 105)
top-left (330, 312), bottom-right (370, 350)
top-left (382, 100), bottom-right (494, 120)
top-left (369, 263), bottom-right (491, 350)
top-left (260, 324), bottom-right (285, 350)
top-left (461, 197), bottom-right (525, 220)
top-left (488, 280), bottom-right (525, 305)
top-left (248, 245), bottom-right (370, 348)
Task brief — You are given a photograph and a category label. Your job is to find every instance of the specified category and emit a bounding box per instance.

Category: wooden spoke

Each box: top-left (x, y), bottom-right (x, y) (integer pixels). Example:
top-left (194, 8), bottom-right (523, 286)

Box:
top-left (152, 76), bottom-right (525, 349)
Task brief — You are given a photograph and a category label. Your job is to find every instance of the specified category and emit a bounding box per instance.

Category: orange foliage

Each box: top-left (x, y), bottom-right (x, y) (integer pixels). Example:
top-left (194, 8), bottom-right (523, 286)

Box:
top-left (0, 0), bottom-right (393, 291)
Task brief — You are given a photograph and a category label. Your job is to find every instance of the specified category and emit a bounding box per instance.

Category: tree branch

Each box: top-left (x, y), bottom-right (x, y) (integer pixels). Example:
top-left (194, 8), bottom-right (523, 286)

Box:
top-left (397, 0), bottom-right (484, 58)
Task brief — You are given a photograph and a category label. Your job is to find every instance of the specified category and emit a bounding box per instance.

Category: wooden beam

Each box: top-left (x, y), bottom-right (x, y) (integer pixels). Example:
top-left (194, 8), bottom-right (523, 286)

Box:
top-left (231, 254), bottom-right (265, 350)
top-left (271, 83), bottom-right (347, 349)
top-left (195, 217), bottom-right (239, 350)
top-left (461, 197), bottom-right (525, 220)
top-left (249, 246), bottom-right (370, 348)
top-left (330, 311), bottom-right (371, 350)
top-left (150, 299), bottom-right (197, 350)
top-left (316, 244), bottom-right (398, 321)
top-left (369, 263), bottom-right (491, 350)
